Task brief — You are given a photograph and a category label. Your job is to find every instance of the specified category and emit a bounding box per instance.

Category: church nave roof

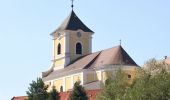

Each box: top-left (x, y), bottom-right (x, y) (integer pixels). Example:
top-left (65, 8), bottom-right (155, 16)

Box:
top-left (42, 45), bottom-right (138, 81)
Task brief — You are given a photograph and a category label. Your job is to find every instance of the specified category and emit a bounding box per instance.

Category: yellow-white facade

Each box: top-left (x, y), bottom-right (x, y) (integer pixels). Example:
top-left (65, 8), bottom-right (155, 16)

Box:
top-left (45, 66), bottom-right (138, 92)
top-left (52, 29), bottom-right (92, 70)
top-left (42, 10), bottom-right (139, 92)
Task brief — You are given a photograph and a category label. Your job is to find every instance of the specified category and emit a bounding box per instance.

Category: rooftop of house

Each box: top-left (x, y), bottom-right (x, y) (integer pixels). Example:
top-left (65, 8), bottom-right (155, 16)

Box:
top-left (12, 89), bottom-right (101, 100)
top-left (11, 96), bottom-right (27, 100)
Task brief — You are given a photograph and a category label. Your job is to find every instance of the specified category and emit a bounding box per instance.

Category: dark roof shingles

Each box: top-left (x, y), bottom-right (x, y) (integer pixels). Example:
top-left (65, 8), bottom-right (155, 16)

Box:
top-left (54, 10), bottom-right (94, 33)
top-left (88, 46), bottom-right (138, 69)
top-left (43, 52), bottom-right (100, 81)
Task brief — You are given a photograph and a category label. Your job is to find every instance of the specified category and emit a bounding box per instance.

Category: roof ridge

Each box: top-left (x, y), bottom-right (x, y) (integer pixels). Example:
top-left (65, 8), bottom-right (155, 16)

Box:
top-left (64, 10), bottom-right (74, 30)
top-left (83, 52), bottom-right (101, 69)
top-left (95, 45), bottom-right (121, 53)
top-left (119, 46), bottom-right (138, 66)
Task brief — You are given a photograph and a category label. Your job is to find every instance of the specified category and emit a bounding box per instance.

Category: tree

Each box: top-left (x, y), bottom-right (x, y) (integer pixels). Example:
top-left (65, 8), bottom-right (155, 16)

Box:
top-left (125, 70), bottom-right (170, 100)
top-left (125, 59), bottom-right (170, 100)
top-left (70, 81), bottom-right (88, 100)
top-left (97, 59), bottom-right (170, 100)
top-left (48, 86), bottom-right (60, 100)
top-left (97, 69), bottom-right (129, 100)
top-left (143, 58), bottom-right (169, 75)
top-left (26, 78), bottom-right (48, 100)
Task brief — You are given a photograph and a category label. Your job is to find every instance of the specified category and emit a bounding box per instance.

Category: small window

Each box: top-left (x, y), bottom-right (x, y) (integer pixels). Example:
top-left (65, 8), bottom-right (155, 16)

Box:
top-left (76, 42), bottom-right (82, 54)
top-left (128, 75), bottom-right (131, 79)
top-left (58, 43), bottom-right (61, 55)
top-left (77, 32), bottom-right (81, 38)
top-left (58, 32), bottom-right (61, 37)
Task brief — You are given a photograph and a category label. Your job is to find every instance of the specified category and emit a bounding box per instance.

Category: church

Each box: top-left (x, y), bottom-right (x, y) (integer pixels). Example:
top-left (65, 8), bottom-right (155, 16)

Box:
top-left (42, 4), bottom-right (139, 92)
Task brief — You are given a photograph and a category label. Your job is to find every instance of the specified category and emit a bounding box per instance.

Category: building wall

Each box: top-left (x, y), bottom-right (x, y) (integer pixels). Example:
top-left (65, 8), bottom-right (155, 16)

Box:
top-left (54, 32), bottom-right (65, 57)
top-left (73, 74), bottom-right (81, 83)
top-left (45, 72), bottom-right (83, 92)
top-left (65, 77), bottom-right (71, 91)
top-left (87, 73), bottom-right (94, 83)
top-left (123, 67), bottom-right (138, 84)
top-left (86, 72), bottom-right (99, 83)
top-left (101, 66), bottom-right (138, 84)
top-left (53, 79), bottom-right (63, 92)
top-left (53, 32), bottom-right (66, 69)
top-left (69, 30), bottom-right (91, 62)
top-left (54, 59), bottom-right (64, 69)
top-left (52, 30), bottom-right (92, 70)
top-left (45, 66), bottom-right (138, 92)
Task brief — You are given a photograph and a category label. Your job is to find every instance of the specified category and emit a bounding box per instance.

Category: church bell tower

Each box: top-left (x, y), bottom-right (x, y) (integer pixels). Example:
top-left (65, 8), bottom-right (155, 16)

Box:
top-left (51, 5), bottom-right (94, 70)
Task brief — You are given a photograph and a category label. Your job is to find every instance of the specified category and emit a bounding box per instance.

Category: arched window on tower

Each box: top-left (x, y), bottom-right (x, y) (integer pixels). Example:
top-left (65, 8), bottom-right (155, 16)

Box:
top-left (76, 42), bottom-right (82, 54)
top-left (57, 43), bottom-right (61, 55)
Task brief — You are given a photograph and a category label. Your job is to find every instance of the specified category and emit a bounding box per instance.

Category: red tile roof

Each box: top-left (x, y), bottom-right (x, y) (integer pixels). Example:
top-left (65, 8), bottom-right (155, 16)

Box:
top-left (11, 96), bottom-right (27, 100)
top-left (57, 89), bottom-right (101, 100)
top-left (86, 89), bottom-right (101, 100)
top-left (12, 89), bottom-right (101, 100)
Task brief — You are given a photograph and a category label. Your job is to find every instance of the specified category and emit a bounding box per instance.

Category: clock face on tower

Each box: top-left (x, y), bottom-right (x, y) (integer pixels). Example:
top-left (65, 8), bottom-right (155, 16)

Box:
top-left (77, 32), bottom-right (81, 38)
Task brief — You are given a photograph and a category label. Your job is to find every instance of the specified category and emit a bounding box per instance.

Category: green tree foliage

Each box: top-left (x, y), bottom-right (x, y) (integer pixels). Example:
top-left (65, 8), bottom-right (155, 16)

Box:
top-left (26, 78), bottom-right (48, 100)
top-left (126, 59), bottom-right (170, 100)
top-left (97, 59), bottom-right (170, 100)
top-left (48, 86), bottom-right (60, 100)
top-left (126, 72), bottom-right (170, 100)
top-left (70, 81), bottom-right (88, 100)
top-left (97, 69), bottom-right (129, 100)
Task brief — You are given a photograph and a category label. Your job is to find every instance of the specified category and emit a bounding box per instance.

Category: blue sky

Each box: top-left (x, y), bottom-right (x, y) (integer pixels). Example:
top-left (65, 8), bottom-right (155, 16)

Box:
top-left (0, 0), bottom-right (170, 99)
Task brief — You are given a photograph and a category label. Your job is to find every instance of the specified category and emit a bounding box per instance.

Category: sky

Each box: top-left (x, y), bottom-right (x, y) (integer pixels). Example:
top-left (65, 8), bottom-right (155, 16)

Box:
top-left (0, 0), bottom-right (170, 99)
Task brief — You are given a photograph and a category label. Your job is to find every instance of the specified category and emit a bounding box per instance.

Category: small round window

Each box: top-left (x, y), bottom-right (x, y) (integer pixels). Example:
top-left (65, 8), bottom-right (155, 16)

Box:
top-left (58, 32), bottom-right (61, 37)
top-left (77, 32), bottom-right (81, 38)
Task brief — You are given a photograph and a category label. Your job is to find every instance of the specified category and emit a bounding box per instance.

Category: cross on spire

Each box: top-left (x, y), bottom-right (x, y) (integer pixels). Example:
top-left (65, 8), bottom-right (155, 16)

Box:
top-left (71, 0), bottom-right (74, 10)
top-left (119, 39), bottom-right (122, 46)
